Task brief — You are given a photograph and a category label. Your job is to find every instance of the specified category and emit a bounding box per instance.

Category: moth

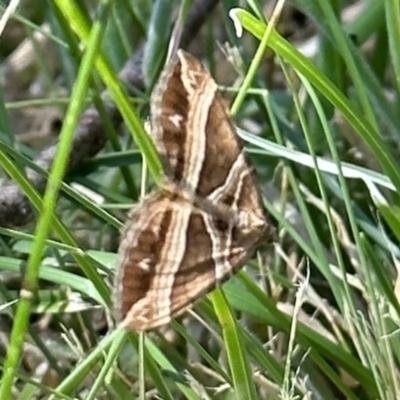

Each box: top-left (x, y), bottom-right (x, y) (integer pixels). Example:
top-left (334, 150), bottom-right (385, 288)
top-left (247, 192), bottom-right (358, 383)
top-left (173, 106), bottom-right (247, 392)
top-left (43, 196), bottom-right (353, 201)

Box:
top-left (113, 50), bottom-right (275, 331)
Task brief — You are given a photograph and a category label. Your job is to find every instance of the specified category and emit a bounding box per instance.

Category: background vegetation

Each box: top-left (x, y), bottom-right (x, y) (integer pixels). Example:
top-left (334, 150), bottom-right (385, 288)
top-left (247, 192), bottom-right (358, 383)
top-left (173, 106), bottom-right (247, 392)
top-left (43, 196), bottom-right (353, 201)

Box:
top-left (0, 0), bottom-right (399, 399)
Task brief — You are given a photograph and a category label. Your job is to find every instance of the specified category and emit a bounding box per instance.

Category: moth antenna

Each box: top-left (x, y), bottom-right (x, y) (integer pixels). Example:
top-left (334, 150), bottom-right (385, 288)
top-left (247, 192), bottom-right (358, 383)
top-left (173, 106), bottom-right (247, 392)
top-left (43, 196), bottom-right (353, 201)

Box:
top-left (166, 3), bottom-right (186, 62)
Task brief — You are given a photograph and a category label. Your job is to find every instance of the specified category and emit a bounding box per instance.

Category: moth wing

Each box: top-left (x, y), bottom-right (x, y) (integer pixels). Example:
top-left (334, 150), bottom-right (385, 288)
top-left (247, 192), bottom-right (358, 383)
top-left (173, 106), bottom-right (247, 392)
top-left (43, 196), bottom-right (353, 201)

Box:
top-left (151, 51), bottom-right (271, 224)
top-left (151, 50), bottom-right (244, 197)
top-left (114, 191), bottom-right (208, 331)
top-left (114, 191), bottom-right (268, 331)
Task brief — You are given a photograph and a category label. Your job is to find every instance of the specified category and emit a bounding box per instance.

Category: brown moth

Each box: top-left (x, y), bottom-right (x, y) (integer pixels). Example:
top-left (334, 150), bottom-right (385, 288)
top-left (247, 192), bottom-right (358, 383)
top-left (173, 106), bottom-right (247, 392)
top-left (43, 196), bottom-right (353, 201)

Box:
top-left (113, 50), bottom-right (275, 331)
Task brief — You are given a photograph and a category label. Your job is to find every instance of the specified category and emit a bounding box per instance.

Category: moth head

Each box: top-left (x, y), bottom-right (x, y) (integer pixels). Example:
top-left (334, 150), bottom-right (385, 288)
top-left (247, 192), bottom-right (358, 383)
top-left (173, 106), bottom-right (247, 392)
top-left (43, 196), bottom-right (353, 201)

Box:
top-left (235, 210), bottom-right (273, 243)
